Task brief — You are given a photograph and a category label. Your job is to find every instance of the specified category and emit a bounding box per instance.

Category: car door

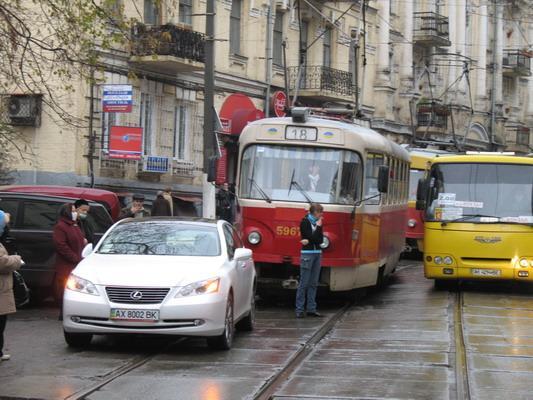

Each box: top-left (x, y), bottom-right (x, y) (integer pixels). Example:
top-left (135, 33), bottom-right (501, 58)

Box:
top-left (15, 198), bottom-right (64, 289)
top-left (232, 226), bottom-right (254, 310)
top-left (222, 224), bottom-right (245, 318)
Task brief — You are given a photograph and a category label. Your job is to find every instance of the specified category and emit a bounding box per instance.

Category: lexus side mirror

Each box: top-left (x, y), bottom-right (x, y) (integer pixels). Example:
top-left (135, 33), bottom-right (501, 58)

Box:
top-left (81, 243), bottom-right (94, 258)
top-left (377, 166), bottom-right (389, 193)
top-left (416, 178), bottom-right (428, 210)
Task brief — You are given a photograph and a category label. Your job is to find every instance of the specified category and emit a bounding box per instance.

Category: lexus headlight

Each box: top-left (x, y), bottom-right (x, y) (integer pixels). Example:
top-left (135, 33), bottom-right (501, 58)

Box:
top-left (176, 278), bottom-right (220, 298)
top-left (320, 236), bottom-right (330, 249)
top-left (248, 231), bottom-right (261, 245)
top-left (66, 274), bottom-right (99, 296)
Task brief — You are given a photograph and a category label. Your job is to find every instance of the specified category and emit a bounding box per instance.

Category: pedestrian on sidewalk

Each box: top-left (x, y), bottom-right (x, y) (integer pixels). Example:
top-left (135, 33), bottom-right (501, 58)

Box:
top-left (295, 203), bottom-right (324, 319)
top-left (74, 199), bottom-right (95, 245)
top-left (151, 191), bottom-right (172, 216)
top-left (53, 204), bottom-right (86, 304)
top-left (119, 194), bottom-right (150, 219)
top-left (0, 210), bottom-right (23, 361)
top-left (163, 187), bottom-right (174, 216)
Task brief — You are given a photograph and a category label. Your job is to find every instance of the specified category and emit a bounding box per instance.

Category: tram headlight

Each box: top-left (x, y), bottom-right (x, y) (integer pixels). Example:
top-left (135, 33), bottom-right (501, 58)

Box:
top-left (519, 258), bottom-right (529, 268)
top-left (320, 236), bottom-right (330, 249)
top-left (248, 231), bottom-right (261, 245)
top-left (407, 219), bottom-right (417, 228)
top-left (443, 256), bottom-right (453, 265)
top-left (434, 256), bottom-right (443, 265)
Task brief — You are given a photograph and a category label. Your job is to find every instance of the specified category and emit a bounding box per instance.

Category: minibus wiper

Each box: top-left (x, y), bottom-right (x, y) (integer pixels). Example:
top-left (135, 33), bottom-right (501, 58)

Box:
top-left (288, 169), bottom-right (313, 203)
top-left (441, 214), bottom-right (499, 226)
top-left (248, 178), bottom-right (272, 203)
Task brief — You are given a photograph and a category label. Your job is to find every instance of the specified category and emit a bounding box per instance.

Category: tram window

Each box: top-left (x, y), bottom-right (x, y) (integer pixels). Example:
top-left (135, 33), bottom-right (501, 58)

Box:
top-left (338, 151), bottom-right (363, 204)
top-left (364, 153), bottom-right (384, 205)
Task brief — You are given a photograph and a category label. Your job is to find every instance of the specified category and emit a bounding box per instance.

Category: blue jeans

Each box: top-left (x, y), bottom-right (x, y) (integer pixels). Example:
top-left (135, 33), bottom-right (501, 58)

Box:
top-left (295, 253), bottom-right (322, 313)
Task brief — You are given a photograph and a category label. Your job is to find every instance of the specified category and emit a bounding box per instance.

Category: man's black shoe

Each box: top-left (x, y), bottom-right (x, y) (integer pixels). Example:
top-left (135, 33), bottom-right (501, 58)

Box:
top-left (307, 311), bottom-right (323, 317)
top-left (296, 312), bottom-right (305, 318)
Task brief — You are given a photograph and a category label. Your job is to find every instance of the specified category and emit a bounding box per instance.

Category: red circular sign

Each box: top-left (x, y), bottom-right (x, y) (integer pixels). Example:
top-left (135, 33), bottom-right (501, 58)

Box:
top-left (271, 91), bottom-right (287, 118)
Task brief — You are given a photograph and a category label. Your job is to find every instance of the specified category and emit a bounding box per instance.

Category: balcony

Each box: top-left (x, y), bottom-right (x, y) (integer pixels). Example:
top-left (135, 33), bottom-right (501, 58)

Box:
top-left (288, 66), bottom-right (355, 103)
top-left (413, 12), bottom-right (451, 47)
top-left (502, 50), bottom-right (531, 77)
top-left (416, 101), bottom-right (450, 133)
top-left (130, 23), bottom-right (205, 74)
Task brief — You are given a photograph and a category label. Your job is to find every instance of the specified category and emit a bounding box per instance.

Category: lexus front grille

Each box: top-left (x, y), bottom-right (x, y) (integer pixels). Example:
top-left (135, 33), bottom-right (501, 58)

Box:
top-left (105, 287), bottom-right (170, 304)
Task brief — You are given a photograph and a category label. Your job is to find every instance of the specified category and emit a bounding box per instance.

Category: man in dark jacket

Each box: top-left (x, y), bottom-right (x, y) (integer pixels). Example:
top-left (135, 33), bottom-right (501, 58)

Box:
top-left (151, 191), bottom-right (172, 216)
top-left (119, 194), bottom-right (151, 219)
top-left (74, 199), bottom-right (95, 245)
top-left (295, 202), bottom-right (324, 318)
top-left (216, 183), bottom-right (234, 223)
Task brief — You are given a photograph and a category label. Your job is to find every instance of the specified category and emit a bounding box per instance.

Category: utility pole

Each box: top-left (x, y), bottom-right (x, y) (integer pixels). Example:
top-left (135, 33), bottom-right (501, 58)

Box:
top-left (265, 0), bottom-right (275, 117)
top-left (202, 0), bottom-right (216, 219)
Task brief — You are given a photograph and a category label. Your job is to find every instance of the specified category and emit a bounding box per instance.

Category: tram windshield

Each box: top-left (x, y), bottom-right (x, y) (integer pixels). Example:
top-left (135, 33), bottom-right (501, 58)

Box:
top-left (426, 163), bottom-right (533, 223)
top-left (239, 144), bottom-right (362, 205)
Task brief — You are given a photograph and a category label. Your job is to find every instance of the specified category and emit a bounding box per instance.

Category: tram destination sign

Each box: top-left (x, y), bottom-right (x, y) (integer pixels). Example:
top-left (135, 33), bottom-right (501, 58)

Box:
top-left (285, 126), bottom-right (317, 141)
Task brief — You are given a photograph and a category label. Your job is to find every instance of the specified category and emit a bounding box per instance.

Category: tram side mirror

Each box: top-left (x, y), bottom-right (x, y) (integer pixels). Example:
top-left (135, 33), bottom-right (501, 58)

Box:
top-left (377, 166), bottom-right (389, 193)
top-left (207, 157), bottom-right (217, 183)
top-left (416, 178), bottom-right (428, 210)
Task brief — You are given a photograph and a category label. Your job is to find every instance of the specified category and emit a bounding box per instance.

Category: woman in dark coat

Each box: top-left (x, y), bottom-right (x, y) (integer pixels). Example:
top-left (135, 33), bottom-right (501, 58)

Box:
top-left (53, 203), bottom-right (86, 302)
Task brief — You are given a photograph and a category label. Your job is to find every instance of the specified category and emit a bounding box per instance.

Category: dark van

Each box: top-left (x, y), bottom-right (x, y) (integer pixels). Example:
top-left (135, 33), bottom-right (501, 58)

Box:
top-left (0, 192), bottom-right (114, 300)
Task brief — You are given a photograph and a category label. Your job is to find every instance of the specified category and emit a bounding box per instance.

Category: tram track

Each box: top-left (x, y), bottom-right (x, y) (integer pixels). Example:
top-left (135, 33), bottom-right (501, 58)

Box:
top-left (66, 338), bottom-right (186, 400)
top-left (252, 302), bottom-right (352, 400)
top-left (453, 290), bottom-right (471, 400)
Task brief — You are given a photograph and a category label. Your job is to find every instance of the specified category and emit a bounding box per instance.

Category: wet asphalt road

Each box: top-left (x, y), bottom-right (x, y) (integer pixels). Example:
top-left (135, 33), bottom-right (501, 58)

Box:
top-left (2, 260), bottom-right (533, 400)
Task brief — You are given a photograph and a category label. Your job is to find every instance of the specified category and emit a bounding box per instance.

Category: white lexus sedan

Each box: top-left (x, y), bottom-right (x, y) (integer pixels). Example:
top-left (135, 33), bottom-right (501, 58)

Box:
top-left (63, 218), bottom-right (255, 350)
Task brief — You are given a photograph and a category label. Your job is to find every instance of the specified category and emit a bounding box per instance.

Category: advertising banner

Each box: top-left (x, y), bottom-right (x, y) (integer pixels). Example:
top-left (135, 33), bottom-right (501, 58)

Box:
top-left (109, 126), bottom-right (143, 160)
top-left (102, 84), bottom-right (133, 113)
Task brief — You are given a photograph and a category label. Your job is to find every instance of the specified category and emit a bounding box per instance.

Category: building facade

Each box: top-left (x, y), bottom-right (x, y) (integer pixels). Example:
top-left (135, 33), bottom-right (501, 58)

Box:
top-left (4, 0), bottom-right (533, 203)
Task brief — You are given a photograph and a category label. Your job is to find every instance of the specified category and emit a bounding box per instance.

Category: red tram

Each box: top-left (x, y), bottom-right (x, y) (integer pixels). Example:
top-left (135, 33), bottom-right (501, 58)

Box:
top-left (235, 109), bottom-right (410, 292)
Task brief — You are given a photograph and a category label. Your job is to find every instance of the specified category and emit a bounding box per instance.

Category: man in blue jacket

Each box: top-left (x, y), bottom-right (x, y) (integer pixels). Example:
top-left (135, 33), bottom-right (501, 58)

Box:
top-left (295, 203), bottom-right (324, 318)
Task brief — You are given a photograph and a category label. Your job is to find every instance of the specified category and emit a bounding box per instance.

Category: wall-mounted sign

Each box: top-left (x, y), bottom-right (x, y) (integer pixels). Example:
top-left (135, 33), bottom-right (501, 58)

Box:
top-left (102, 84), bottom-right (133, 113)
top-left (109, 126), bottom-right (143, 160)
top-left (270, 91), bottom-right (287, 117)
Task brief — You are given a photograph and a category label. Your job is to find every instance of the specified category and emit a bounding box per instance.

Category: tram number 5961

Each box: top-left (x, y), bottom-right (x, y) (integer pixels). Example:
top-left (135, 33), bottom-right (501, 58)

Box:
top-left (276, 226), bottom-right (300, 237)
top-left (285, 126), bottom-right (317, 141)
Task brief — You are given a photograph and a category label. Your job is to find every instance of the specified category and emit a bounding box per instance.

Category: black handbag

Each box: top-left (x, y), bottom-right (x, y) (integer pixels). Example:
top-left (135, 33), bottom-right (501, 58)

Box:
top-left (13, 270), bottom-right (30, 308)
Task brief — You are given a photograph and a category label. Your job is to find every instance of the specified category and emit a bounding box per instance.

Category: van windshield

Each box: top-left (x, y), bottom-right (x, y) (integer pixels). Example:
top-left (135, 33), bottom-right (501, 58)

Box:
top-left (426, 163), bottom-right (533, 223)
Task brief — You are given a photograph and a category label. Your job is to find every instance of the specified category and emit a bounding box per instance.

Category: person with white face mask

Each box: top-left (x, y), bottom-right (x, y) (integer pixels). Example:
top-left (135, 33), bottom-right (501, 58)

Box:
top-left (74, 199), bottom-right (95, 245)
top-left (0, 210), bottom-right (23, 361)
top-left (52, 203), bottom-right (86, 303)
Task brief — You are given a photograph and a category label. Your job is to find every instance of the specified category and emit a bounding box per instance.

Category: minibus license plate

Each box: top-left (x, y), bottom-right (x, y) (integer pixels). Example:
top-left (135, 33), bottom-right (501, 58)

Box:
top-left (472, 269), bottom-right (500, 277)
top-left (110, 309), bottom-right (159, 322)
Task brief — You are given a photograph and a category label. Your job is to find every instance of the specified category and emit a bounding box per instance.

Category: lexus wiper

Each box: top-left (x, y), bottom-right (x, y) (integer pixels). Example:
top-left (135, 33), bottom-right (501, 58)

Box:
top-left (441, 214), bottom-right (500, 226)
top-left (248, 178), bottom-right (272, 203)
top-left (288, 169), bottom-right (313, 203)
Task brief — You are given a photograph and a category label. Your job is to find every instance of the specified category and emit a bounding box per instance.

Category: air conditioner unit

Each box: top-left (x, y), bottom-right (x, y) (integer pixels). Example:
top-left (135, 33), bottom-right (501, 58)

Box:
top-left (276, 0), bottom-right (289, 11)
top-left (7, 94), bottom-right (42, 126)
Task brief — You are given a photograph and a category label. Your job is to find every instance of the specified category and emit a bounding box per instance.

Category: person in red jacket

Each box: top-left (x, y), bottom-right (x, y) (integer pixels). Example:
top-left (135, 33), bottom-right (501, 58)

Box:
top-left (53, 203), bottom-right (86, 303)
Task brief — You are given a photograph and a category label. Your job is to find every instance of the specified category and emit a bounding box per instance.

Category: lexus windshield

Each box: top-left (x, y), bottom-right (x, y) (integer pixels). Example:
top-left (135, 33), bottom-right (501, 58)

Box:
top-left (426, 163), bottom-right (533, 223)
top-left (97, 222), bottom-right (221, 256)
top-left (239, 144), bottom-right (362, 205)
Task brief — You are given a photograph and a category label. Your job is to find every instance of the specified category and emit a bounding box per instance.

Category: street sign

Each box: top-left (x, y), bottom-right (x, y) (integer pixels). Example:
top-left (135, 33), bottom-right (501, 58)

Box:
top-left (270, 91), bottom-right (287, 117)
top-left (102, 84), bottom-right (133, 113)
top-left (109, 126), bottom-right (143, 160)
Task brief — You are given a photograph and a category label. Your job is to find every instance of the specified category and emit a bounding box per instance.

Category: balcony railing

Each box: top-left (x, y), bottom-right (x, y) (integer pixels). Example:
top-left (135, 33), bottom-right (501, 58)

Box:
top-left (503, 50), bottom-right (531, 77)
top-left (413, 12), bottom-right (451, 47)
top-left (288, 66), bottom-right (355, 99)
top-left (130, 23), bottom-right (205, 72)
top-left (416, 101), bottom-right (450, 129)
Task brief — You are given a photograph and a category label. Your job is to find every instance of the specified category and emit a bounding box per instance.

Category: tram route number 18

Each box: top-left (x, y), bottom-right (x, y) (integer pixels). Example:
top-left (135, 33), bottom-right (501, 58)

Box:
top-left (276, 226), bottom-right (300, 237)
top-left (285, 126), bottom-right (318, 141)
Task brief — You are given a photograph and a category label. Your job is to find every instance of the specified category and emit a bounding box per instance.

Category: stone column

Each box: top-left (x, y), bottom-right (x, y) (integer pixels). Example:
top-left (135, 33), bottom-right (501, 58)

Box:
top-left (400, 0), bottom-right (413, 88)
top-left (456, 0), bottom-right (466, 95)
top-left (446, 0), bottom-right (457, 102)
top-left (528, 25), bottom-right (533, 119)
top-left (494, 3), bottom-right (503, 107)
top-left (476, 5), bottom-right (488, 104)
top-left (377, 0), bottom-right (391, 83)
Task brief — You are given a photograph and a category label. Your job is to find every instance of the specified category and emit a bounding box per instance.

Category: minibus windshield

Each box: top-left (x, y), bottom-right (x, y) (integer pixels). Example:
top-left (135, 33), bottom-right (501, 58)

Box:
top-left (239, 144), bottom-right (362, 205)
top-left (426, 163), bottom-right (533, 223)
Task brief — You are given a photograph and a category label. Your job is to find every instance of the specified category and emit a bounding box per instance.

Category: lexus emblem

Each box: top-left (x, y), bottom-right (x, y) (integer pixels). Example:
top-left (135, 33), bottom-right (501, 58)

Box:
top-left (130, 291), bottom-right (143, 300)
top-left (474, 236), bottom-right (502, 244)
